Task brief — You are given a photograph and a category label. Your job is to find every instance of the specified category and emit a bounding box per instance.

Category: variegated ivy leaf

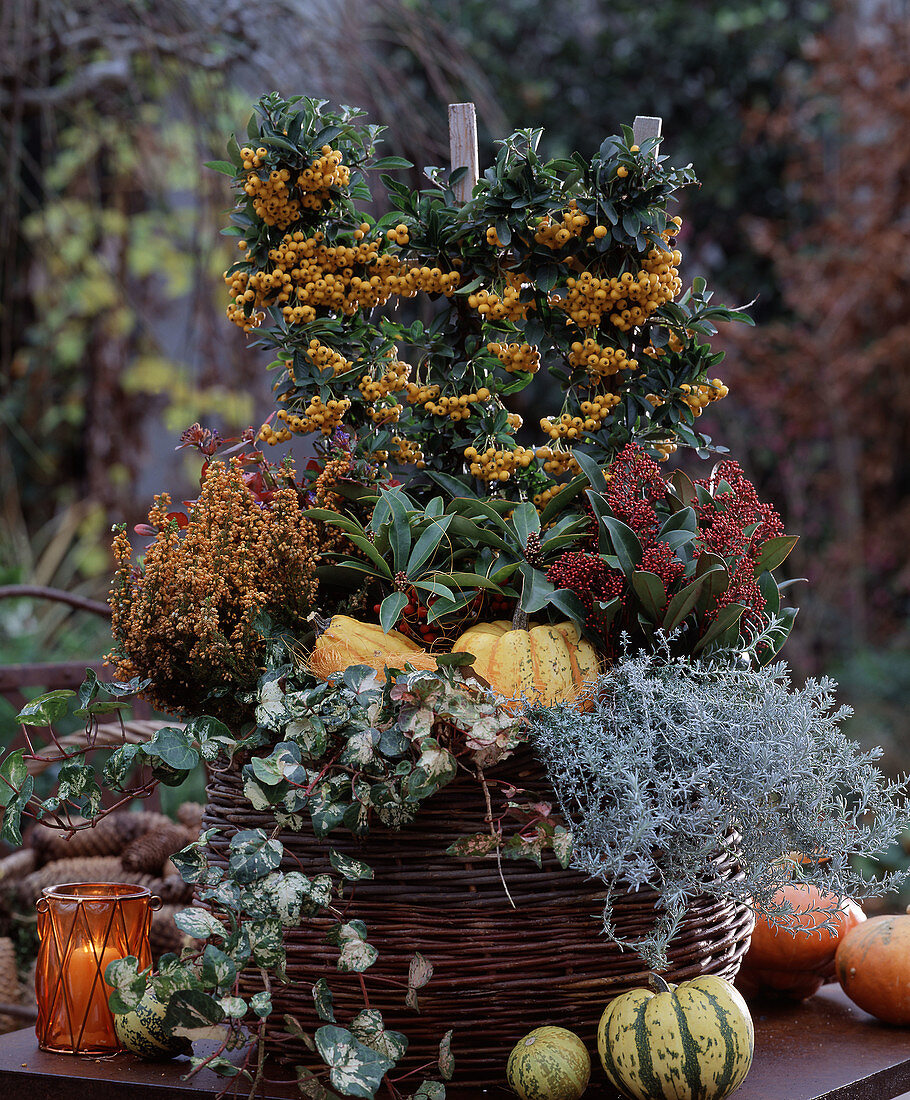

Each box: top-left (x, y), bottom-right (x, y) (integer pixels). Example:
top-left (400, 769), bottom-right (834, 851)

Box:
top-left (186, 715), bottom-right (237, 763)
top-left (438, 1029), bottom-right (454, 1081)
top-left (274, 810), bottom-right (306, 831)
top-left (403, 739), bottom-right (456, 802)
top-left (329, 850), bottom-right (374, 881)
top-left (164, 988), bottom-right (226, 1036)
top-left (256, 675), bottom-right (289, 729)
top-left (326, 921), bottom-right (378, 974)
top-left (406, 951), bottom-right (433, 1011)
top-left (552, 825), bottom-right (574, 868)
top-left (174, 907), bottom-right (228, 941)
top-left (200, 944), bottom-right (237, 991)
top-left (228, 828), bottom-right (283, 884)
top-left (340, 727), bottom-right (379, 768)
top-left (284, 1013), bottom-right (317, 1052)
top-left (446, 833), bottom-right (500, 859)
top-left (313, 977), bottom-right (335, 1022)
top-left (170, 830), bottom-right (219, 885)
top-left (501, 832), bottom-right (545, 867)
top-left (250, 991), bottom-right (272, 1018)
top-left (297, 1065), bottom-right (344, 1100)
top-left (302, 874), bottom-right (334, 915)
top-left (248, 918), bottom-right (286, 970)
top-left (243, 775), bottom-right (278, 811)
top-left (315, 1024), bottom-right (394, 1099)
top-left (219, 996), bottom-right (248, 1018)
top-left (258, 869), bottom-right (311, 926)
top-left (105, 955), bottom-right (148, 1014)
top-left (153, 956), bottom-right (203, 1001)
top-left (286, 717), bottom-right (328, 759)
top-left (411, 1083), bottom-right (446, 1100)
top-left (351, 1009), bottom-right (408, 1062)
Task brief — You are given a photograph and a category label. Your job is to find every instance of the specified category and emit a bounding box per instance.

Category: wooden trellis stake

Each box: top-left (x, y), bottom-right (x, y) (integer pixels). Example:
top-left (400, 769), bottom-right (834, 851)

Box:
top-left (448, 102), bottom-right (479, 202)
top-left (447, 105), bottom-right (663, 199)
top-left (633, 115), bottom-right (662, 150)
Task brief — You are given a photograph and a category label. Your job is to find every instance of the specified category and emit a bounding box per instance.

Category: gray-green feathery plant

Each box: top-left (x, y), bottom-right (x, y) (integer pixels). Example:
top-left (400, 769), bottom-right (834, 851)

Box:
top-left (527, 643), bottom-right (910, 967)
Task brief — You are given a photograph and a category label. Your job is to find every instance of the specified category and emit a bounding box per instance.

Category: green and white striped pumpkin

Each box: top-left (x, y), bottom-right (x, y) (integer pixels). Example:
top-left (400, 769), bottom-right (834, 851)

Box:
top-left (115, 991), bottom-right (193, 1061)
top-left (507, 1025), bottom-right (591, 1100)
top-left (597, 974), bottom-right (753, 1100)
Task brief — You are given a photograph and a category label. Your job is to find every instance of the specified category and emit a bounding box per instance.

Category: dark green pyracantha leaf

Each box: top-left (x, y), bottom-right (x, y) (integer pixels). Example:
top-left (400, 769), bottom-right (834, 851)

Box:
top-left (315, 1024), bottom-right (395, 1099)
top-left (105, 955), bottom-right (148, 1014)
top-left (228, 829), bottom-right (283, 883)
top-left (351, 1009), bottom-right (408, 1062)
top-left (313, 977), bottom-right (335, 1022)
top-left (16, 689), bottom-right (75, 727)
top-left (406, 952), bottom-right (433, 1011)
top-left (329, 850), bottom-right (374, 881)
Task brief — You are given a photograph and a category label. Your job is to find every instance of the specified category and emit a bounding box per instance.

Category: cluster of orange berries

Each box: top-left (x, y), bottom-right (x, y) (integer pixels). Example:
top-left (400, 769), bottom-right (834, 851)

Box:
top-left (272, 395), bottom-right (351, 437)
top-left (225, 225), bottom-right (460, 332)
top-left (535, 447), bottom-right (582, 477)
top-left (540, 399), bottom-right (620, 441)
top-left (534, 202), bottom-right (590, 248)
top-left (307, 338), bottom-right (352, 377)
top-left (568, 338), bottom-right (638, 380)
top-left (297, 146), bottom-right (350, 197)
top-left (680, 379), bottom-right (729, 415)
top-left (391, 436), bottom-right (425, 467)
top-left (404, 382), bottom-right (441, 405)
top-left (486, 341), bottom-right (540, 374)
top-left (358, 358), bottom-right (409, 401)
top-left (467, 275), bottom-right (527, 322)
top-left (464, 445), bottom-right (536, 483)
top-left (257, 421), bottom-right (292, 446)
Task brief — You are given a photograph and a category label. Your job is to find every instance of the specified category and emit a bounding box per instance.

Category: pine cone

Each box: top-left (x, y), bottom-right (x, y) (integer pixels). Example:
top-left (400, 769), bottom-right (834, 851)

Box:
top-left (0, 936), bottom-right (21, 1034)
top-left (121, 823), bottom-right (193, 876)
top-left (129, 811), bottom-right (180, 836)
top-left (0, 848), bottom-right (37, 883)
top-left (19, 856), bottom-right (126, 904)
top-left (29, 812), bottom-right (147, 862)
top-left (176, 802), bottom-right (204, 836)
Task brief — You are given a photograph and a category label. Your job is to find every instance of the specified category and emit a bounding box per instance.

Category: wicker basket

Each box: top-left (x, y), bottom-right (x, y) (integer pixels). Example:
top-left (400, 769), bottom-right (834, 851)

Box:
top-left (203, 749), bottom-right (754, 1087)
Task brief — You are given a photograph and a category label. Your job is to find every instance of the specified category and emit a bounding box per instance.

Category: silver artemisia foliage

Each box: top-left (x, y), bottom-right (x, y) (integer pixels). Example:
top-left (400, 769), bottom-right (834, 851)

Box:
top-left (527, 644), bottom-right (910, 968)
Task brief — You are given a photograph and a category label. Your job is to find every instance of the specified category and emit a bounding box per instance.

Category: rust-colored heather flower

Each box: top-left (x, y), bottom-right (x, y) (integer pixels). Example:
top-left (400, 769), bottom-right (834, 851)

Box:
top-left (108, 458), bottom-right (319, 723)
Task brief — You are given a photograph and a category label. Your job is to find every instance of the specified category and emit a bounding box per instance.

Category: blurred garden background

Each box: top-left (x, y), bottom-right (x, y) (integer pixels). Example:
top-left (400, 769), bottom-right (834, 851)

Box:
top-left (1, 0), bottom-right (908, 888)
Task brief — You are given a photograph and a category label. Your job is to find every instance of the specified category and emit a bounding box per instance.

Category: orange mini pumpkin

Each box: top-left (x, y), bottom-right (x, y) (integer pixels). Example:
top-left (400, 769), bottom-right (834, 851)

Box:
top-left (836, 914), bottom-right (910, 1024)
top-left (736, 884), bottom-right (865, 1001)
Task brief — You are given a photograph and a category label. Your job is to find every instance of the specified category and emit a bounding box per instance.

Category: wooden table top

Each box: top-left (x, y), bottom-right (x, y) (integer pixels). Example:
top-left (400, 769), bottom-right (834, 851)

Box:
top-left (0, 985), bottom-right (908, 1099)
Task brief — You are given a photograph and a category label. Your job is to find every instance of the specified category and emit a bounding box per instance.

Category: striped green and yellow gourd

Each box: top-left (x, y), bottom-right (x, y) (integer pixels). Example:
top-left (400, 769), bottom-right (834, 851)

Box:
top-left (597, 973), bottom-right (753, 1100)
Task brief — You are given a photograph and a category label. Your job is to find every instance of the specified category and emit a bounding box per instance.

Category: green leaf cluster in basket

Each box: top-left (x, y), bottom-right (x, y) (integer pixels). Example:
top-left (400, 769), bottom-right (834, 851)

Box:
top-left (220, 93), bottom-right (751, 487)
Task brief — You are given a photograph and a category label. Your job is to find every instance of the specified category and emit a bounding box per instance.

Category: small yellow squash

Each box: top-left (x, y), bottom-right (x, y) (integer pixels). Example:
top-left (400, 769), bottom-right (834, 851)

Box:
top-left (451, 620), bottom-right (599, 707)
top-left (309, 615), bottom-right (437, 679)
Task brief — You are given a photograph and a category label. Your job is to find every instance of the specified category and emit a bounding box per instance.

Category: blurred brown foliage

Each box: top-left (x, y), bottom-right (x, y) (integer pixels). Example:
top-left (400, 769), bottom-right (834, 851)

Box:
top-left (720, 5), bottom-right (910, 669)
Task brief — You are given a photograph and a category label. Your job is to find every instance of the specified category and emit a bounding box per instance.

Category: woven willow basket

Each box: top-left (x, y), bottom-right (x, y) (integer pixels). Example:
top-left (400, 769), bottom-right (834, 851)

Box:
top-left (203, 748), bottom-right (754, 1087)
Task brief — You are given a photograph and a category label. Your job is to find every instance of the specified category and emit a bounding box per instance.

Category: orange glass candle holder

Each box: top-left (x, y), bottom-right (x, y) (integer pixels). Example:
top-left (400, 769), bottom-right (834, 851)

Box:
top-left (35, 882), bottom-right (159, 1054)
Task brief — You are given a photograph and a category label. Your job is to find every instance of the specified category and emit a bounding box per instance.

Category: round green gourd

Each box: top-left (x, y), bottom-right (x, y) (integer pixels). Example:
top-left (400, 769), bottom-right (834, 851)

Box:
top-left (115, 991), bottom-right (193, 1061)
top-left (597, 974), bottom-right (753, 1100)
top-left (506, 1025), bottom-right (591, 1100)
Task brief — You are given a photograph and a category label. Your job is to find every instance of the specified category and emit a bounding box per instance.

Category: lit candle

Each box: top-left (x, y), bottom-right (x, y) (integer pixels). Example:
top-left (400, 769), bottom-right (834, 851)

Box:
top-left (63, 941), bottom-right (123, 1050)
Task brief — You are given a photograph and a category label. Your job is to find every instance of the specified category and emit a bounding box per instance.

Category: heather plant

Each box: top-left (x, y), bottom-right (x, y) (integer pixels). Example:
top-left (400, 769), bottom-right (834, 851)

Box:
top-left (108, 449), bottom-right (320, 724)
top-left (528, 641), bottom-right (910, 967)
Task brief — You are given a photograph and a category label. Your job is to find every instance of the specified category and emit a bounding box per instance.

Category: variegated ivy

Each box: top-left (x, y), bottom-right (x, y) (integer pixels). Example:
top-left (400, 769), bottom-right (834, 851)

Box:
top-left (3, 654), bottom-right (558, 1099)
